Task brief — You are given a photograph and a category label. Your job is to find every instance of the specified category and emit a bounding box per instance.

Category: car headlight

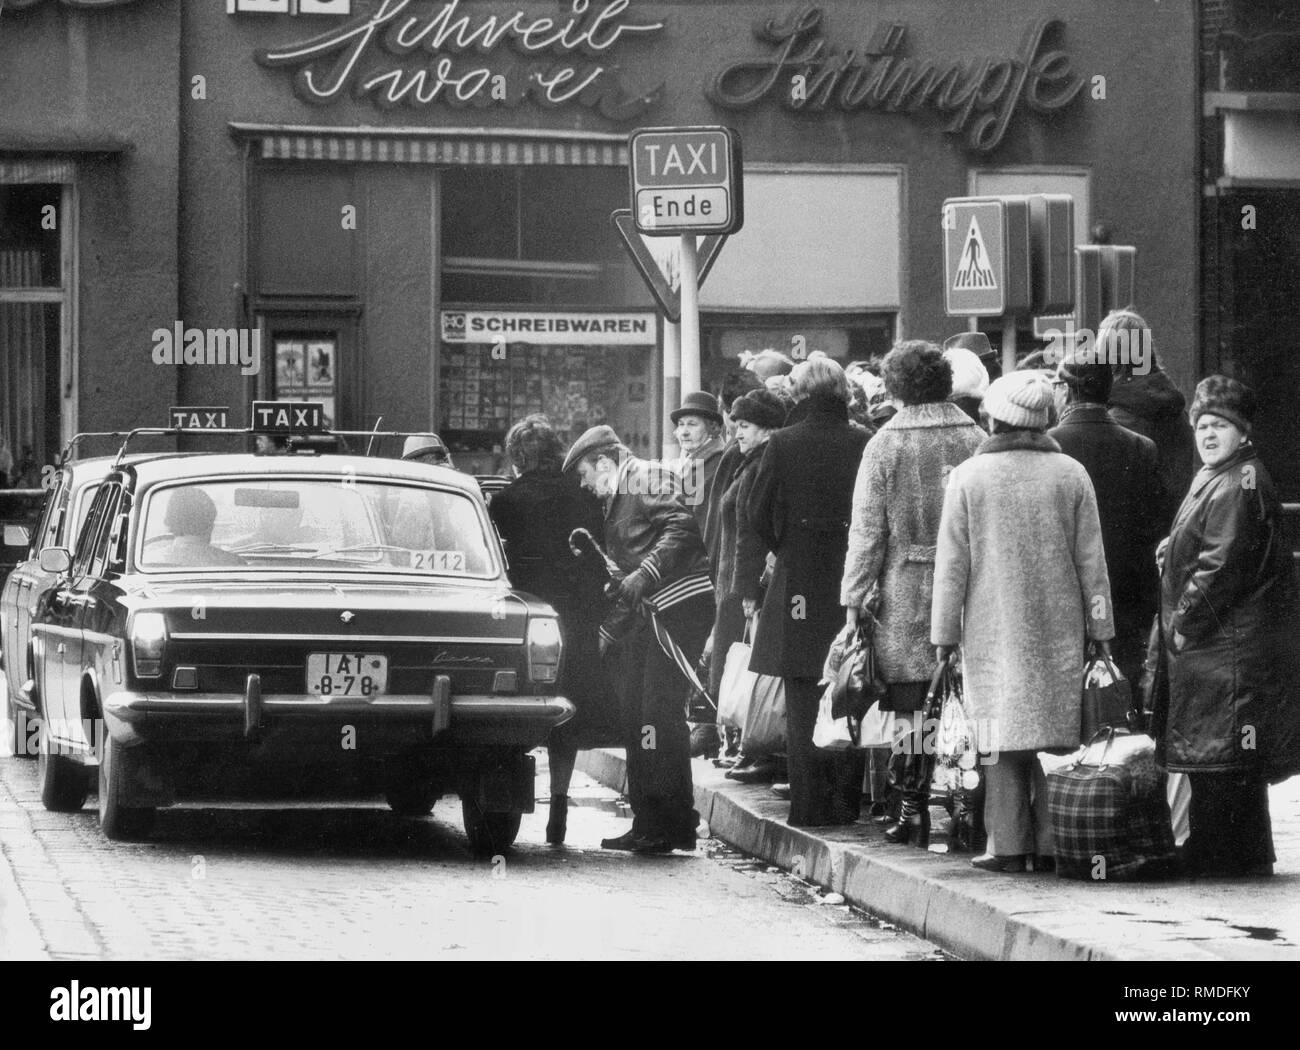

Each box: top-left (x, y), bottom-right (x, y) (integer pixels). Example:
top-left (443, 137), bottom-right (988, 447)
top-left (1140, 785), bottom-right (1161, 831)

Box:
top-left (130, 611), bottom-right (168, 678)
top-left (526, 616), bottom-right (562, 684)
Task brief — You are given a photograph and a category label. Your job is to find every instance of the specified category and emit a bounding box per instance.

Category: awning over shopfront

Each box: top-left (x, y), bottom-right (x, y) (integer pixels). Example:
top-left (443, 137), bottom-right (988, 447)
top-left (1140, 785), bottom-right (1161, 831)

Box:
top-left (229, 124), bottom-right (628, 167)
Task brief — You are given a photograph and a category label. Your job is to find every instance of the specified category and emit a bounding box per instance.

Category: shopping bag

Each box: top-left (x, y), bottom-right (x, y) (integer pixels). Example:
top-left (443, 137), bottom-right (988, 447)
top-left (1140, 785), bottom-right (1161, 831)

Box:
top-left (1080, 645), bottom-right (1133, 741)
top-left (742, 671), bottom-right (787, 756)
top-left (1048, 727), bottom-right (1178, 881)
top-left (718, 618), bottom-right (758, 730)
top-left (813, 681), bottom-right (892, 750)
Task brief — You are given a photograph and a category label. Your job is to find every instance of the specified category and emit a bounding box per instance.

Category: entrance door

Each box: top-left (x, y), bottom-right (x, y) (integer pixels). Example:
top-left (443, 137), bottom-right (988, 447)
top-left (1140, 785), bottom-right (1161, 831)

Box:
top-left (254, 312), bottom-right (360, 431)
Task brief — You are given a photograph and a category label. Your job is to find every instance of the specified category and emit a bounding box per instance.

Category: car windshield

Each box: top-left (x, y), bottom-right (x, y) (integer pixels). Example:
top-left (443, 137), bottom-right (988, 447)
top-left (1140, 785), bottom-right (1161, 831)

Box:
top-left (136, 478), bottom-right (495, 577)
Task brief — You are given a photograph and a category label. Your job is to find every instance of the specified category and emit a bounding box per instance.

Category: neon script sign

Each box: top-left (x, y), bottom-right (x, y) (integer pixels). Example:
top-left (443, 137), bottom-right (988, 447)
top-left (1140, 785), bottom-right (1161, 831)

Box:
top-left (255, 0), bottom-right (666, 119)
top-left (707, 7), bottom-right (1086, 152)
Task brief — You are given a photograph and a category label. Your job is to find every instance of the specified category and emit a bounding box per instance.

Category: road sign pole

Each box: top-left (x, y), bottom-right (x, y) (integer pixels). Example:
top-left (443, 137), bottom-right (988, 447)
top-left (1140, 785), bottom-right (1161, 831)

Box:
top-left (663, 320), bottom-right (681, 462)
top-left (1001, 317), bottom-right (1018, 375)
top-left (679, 233), bottom-right (701, 398)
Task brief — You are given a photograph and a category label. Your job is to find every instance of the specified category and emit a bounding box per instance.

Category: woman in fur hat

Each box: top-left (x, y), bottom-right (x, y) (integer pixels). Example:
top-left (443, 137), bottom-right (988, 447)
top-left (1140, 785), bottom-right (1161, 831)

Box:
top-left (1152, 375), bottom-right (1300, 876)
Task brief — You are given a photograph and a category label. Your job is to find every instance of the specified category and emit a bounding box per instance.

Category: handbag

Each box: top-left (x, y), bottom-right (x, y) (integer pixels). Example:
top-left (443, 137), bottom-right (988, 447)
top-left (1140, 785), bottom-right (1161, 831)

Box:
top-left (718, 617), bottom-right (759, 730)
top-left (830, 619), bottom-right (889, 722)
top-left (1080, 644), bottom-right (1133, 741)
top-left (1047, 727), bottom-right (1178, 881)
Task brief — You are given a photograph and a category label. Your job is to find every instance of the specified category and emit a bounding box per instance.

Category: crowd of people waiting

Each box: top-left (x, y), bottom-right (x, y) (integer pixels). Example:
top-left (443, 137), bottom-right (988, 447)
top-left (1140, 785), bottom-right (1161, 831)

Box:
top-left (485, 307), bottom-right (1300, 875)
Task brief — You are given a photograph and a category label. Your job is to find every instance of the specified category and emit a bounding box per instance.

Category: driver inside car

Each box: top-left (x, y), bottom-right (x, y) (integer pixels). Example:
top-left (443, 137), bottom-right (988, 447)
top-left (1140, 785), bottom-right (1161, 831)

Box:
top-left (160, 488), bottom-right (244, 567)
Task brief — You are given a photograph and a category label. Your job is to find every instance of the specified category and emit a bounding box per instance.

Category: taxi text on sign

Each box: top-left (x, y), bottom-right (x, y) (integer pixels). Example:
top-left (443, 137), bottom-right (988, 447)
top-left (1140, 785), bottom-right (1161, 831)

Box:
top-left (942, 197), bottom-right (1032, 317)
top-left (629, 126), bottom-right (743, 236)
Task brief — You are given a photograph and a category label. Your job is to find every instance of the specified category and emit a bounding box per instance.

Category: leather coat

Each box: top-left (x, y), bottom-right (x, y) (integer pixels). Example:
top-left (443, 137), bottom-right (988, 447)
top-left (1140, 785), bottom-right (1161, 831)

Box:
top-left (1155, 443), bottom-right (1300, 780)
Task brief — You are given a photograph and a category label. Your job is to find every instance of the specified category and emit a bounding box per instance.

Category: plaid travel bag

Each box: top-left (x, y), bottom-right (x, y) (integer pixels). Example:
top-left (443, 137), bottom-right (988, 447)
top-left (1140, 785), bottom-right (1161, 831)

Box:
top-left (1046, 728), bottom-right (1178, 881)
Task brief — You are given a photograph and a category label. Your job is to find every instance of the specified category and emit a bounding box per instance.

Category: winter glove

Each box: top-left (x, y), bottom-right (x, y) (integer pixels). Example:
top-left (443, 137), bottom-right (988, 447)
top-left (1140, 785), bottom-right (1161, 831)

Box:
top-left (615, 567), bottom-right (652, 606)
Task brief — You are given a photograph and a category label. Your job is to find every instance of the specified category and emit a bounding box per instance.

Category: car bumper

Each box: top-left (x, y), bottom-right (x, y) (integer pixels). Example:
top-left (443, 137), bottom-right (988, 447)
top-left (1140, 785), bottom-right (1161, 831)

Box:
top-left (101, 673), bottom-right (573, 750)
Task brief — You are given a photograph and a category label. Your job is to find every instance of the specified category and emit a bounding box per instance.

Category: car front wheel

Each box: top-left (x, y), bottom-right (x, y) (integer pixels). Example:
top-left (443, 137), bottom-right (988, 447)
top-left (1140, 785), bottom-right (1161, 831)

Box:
top-left (98, 731), bottom-right (156, 841)
top-left (37, 713), bottom-right (89, 812)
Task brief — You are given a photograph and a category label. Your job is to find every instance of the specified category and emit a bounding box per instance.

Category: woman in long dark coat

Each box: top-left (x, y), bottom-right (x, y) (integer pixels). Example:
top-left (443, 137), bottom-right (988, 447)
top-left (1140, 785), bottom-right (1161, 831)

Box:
top-left (747, 356), bottom-right (869, 826)
top-left (489, 415), bottom-right (609, 845)
top-left (1154, 376), bottom-right (1300, 877)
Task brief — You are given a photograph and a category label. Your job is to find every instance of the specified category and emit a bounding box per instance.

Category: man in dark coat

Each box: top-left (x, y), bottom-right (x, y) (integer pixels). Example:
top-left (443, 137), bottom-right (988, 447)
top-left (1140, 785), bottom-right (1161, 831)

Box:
top-left (1049, 350), bottom-right (1164, 684)
top-left (747, 356), bottom-right (869, 826)
top-left (1100, 309), bottom-right (1196, 528)
top-left (672, 391), bottom-right (726, 535)
top-left (564, 425), bottom-right (714, 853)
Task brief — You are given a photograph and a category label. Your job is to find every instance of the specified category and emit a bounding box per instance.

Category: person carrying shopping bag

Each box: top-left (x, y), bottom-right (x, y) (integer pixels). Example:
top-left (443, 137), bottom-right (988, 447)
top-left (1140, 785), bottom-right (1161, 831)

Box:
top-left (931, 370), bottom-right (1116, 873)
top-left (841, 341), bottom-right (984, 845)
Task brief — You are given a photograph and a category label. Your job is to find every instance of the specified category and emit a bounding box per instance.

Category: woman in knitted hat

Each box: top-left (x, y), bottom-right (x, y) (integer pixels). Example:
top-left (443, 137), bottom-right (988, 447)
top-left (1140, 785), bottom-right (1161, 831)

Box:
top-left (1152, 375), bottom-right (1300, 876)
top-left (932, 370), bottom-right (1116, 872)
top-left (841, 341), bottom-right (986, 844)
top-left (709, 389), bottom-right (788, 781)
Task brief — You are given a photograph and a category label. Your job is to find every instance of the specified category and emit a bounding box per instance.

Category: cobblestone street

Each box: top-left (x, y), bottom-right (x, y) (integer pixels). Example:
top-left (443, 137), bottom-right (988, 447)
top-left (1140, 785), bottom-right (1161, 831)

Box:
top-left (0, 744), bottom-right (951, 961)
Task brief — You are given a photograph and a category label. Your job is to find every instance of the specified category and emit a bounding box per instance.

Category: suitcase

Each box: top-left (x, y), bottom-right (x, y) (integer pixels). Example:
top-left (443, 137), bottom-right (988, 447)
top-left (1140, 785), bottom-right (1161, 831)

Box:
top-left (1047, 728), bottom-right (1178, 881)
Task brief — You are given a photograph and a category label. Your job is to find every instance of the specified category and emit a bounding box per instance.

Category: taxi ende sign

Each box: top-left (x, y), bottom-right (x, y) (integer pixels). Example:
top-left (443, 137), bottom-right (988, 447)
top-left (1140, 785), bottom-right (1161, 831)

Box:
top-left (252, 0), bottom-right (666, 119)
top-left (441, 310), bottom-right (657, 346)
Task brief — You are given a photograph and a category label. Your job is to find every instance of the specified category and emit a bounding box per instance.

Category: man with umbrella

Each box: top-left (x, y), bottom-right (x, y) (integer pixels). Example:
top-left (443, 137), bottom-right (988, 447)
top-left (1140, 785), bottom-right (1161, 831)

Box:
top-left (564, 425), bottom-right (715, 853)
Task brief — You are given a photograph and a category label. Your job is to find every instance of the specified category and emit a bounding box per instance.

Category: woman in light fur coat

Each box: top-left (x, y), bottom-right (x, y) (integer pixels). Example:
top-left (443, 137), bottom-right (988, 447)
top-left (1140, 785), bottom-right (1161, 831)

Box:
top-left (841, 341), bottom-right (986, 846)
top-left (932, 370), bottom-right (1115, 874)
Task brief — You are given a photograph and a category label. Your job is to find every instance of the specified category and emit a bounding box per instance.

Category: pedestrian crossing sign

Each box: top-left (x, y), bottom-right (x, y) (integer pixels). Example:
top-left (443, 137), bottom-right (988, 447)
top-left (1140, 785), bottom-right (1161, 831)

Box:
top-left (944, 198), bottom-right (1011, 316)
top-left (954, 216), bottom-right (997, 291)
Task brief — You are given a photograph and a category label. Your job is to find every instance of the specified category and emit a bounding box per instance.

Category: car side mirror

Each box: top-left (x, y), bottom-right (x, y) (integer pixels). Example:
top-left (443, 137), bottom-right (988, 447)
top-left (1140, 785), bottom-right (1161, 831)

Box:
top-left (38, 547), bottom-right (72, 575)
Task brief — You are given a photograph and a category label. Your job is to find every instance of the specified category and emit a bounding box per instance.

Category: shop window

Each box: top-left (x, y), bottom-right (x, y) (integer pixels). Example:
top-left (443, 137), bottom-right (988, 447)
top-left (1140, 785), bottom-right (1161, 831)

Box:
top-left (0, 181), bottom-right (69, 485)
top-left (702, 313), bottom-right (895, 392)
top-left (254, 166), bottom-right (357, 297)
top-left (440, 166), bottom-right (632, 306)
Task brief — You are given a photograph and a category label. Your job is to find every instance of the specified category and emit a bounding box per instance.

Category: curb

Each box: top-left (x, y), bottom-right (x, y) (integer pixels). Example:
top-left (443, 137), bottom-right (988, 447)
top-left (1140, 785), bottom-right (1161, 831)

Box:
top-left (576, 748), bottom-right (1294, 962)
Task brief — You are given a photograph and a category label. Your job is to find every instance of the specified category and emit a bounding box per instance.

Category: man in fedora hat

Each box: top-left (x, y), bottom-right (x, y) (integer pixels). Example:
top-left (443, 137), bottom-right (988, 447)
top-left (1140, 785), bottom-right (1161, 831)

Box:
top-left (402, 432), bottom-right (454, 469)
top-left (671, 391), bottom-right (726, 532)
top-left (564, 424), bottom-right (714, 853)
top-left (944, 331), bottom-right (1002, 384)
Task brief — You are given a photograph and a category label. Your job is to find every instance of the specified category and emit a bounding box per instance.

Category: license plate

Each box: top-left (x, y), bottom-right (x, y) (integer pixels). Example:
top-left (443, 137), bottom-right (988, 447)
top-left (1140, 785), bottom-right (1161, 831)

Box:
top-left (307, 653), bottom-right (388, 698)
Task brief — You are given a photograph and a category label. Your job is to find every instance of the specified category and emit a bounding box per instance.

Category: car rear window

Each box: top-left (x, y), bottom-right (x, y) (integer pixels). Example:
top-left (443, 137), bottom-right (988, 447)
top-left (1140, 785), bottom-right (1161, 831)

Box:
top-left (136, 478), bottom-right (496, 577)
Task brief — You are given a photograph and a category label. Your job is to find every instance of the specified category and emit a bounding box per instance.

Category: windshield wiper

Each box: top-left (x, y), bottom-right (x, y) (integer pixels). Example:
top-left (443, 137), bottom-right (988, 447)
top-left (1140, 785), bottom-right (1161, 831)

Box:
top-left (228, 543), bottom-right (320, 554)
top-left (313, 544), bottom-right (410, 559)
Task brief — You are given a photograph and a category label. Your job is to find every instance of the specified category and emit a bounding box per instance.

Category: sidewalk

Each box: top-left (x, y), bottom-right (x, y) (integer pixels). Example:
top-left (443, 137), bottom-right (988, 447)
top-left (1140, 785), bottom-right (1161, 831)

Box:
top-left (576, 749), bottom-right (1300, 961)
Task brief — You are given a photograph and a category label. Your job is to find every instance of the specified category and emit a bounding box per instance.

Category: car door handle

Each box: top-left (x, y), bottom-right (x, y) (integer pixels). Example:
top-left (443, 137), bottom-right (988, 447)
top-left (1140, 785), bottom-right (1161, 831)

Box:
top-left (56, 643), bottom-right (66, 655)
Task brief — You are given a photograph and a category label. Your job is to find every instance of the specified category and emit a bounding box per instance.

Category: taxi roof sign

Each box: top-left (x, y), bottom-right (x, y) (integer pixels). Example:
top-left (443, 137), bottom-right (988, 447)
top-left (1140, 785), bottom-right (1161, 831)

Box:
top-left (252, 401), bottom-right (326, 434)
top-left (170, 406), bottom-right (230, 430)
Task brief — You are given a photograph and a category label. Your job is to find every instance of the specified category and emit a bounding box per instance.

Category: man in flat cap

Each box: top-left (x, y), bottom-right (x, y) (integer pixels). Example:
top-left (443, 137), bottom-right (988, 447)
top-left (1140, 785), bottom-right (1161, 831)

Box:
top-left (564, 424), bottom-right (714, 853)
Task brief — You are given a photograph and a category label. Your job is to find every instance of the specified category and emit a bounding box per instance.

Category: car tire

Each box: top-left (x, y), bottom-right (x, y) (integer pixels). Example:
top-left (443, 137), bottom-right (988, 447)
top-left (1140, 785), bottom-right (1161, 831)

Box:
top-left (461, 799), bottom-right (521, 857)
top-left (37, 713), bottom-right (89, 812)
top-left (98, 731), bottom-right (155, 841)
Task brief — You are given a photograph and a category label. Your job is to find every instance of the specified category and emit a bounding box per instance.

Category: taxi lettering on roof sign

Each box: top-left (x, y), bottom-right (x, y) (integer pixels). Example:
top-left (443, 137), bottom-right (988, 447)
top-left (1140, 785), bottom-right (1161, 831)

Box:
top-left (630, 126), bottom-right (743, 236)
top-left (252, 400), bottom-right (326, 433)
top-left (169, 406), bottom-right (230, 430)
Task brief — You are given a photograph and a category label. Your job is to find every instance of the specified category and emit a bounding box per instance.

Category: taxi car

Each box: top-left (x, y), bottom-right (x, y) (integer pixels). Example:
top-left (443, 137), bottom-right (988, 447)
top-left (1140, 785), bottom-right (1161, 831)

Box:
top-left (31, 419), bottom-right (572, 852)
top-left (2, 455), bottom-right (132, 757)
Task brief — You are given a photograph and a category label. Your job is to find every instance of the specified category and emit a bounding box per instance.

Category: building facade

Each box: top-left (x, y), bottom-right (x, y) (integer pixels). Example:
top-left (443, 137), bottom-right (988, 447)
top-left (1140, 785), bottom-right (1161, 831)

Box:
top-left (1, 0), bottom-right (1199, 476)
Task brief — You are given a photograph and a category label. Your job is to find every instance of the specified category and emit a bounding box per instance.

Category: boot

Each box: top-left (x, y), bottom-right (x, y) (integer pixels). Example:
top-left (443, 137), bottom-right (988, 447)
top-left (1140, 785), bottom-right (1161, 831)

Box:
top-left (546, 795), bottom-right (568, 845)
top-left (883, 791), bottom-right (930, 847)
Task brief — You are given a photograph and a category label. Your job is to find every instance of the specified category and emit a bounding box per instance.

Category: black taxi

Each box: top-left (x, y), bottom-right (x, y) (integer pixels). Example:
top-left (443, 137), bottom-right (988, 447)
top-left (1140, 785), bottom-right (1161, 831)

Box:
top-left (30, 410), bottom-right (572, 852)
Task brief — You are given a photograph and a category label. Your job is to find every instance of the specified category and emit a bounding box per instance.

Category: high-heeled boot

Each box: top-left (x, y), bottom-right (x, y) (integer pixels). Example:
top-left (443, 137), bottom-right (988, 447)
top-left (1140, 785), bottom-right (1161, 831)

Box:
top-left (546, 795), bottom-right (568, 845)
top-left (883, 791), bottom-right (930, 847)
